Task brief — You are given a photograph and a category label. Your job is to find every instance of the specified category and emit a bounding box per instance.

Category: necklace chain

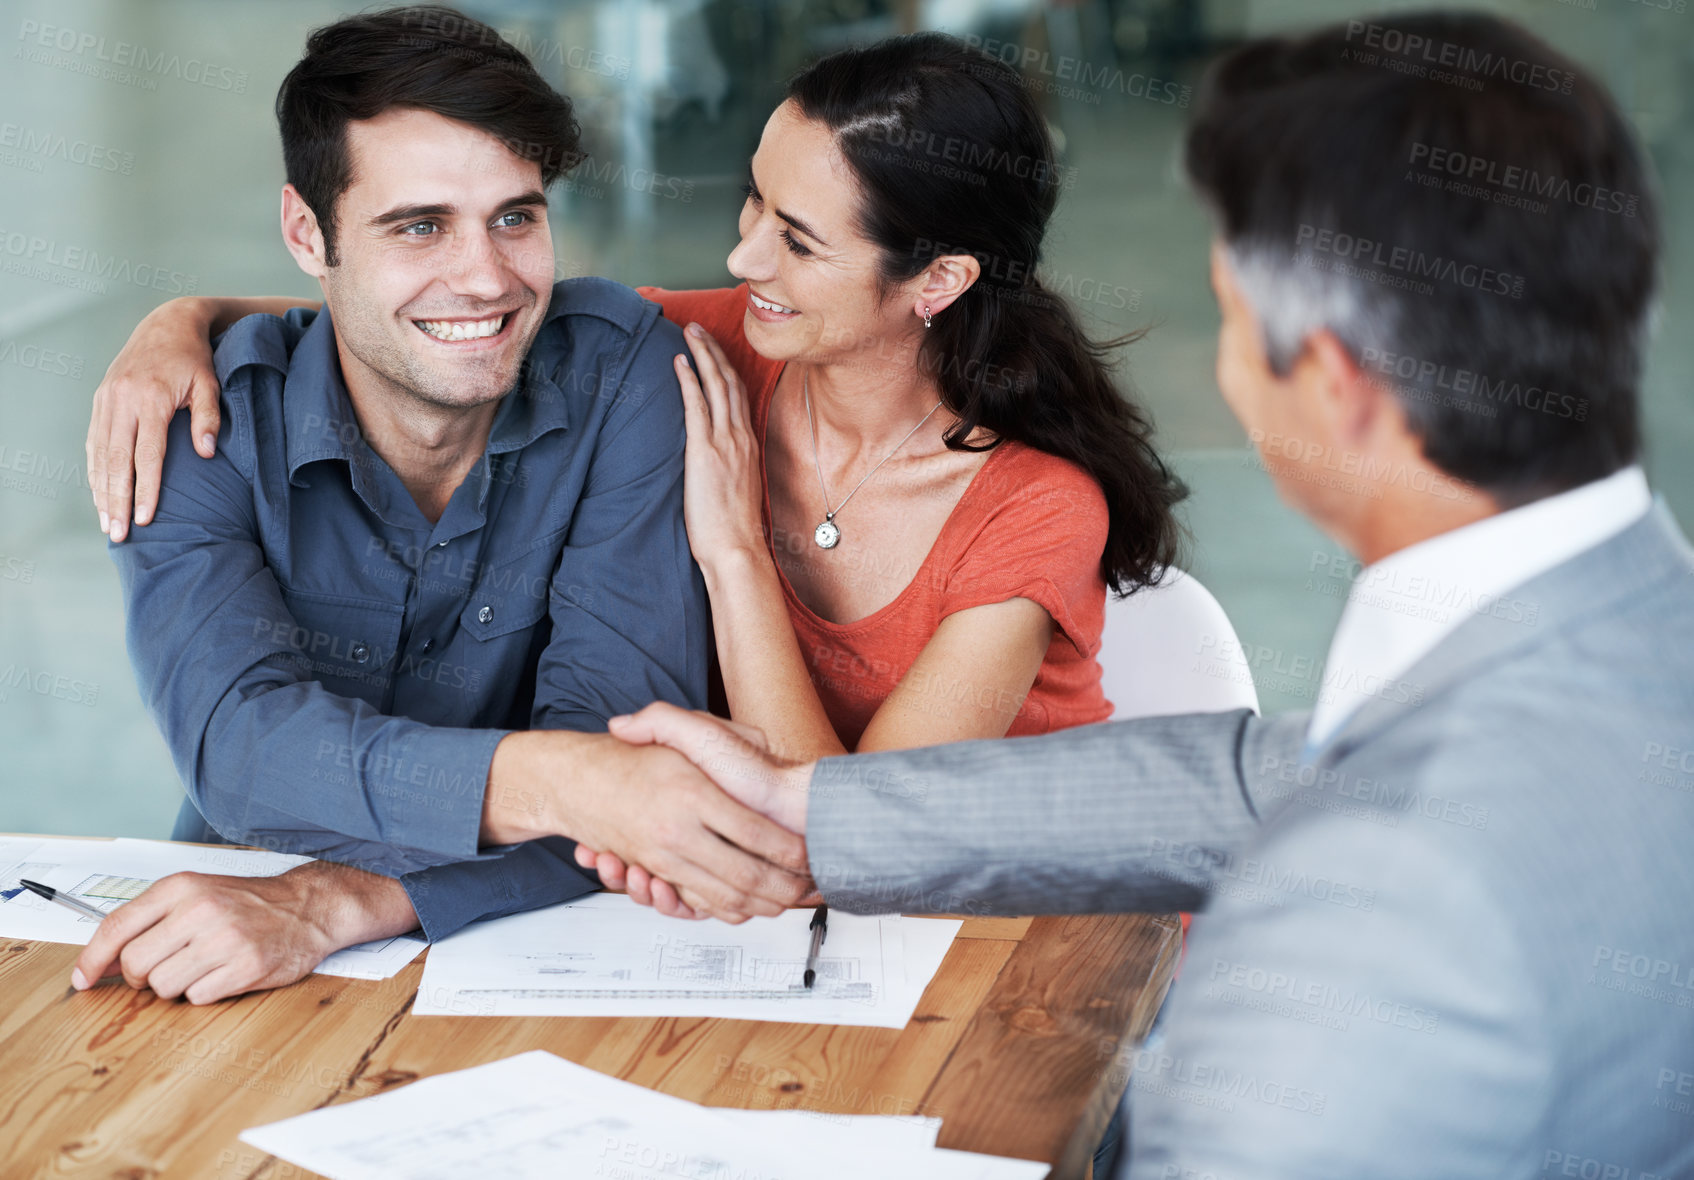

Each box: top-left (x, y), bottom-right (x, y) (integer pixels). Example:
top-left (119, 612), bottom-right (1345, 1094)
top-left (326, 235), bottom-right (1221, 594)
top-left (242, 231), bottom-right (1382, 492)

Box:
top-left (804, 371), bottom-right (943, 549)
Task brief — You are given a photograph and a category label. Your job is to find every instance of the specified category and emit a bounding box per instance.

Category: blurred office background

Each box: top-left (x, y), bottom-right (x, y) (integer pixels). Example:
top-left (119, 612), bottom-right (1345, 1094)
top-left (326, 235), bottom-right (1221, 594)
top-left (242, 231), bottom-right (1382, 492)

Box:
top-left (1, 0), bottom-right (1689, 836)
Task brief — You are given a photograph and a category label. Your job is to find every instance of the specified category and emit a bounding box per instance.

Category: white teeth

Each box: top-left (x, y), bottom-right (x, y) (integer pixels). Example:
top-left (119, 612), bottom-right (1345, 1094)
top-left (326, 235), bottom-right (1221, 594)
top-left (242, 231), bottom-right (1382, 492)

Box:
top-left (415, 315), bottom-right (507, 341)
top-left (750, 293), bottom-right (796, 314)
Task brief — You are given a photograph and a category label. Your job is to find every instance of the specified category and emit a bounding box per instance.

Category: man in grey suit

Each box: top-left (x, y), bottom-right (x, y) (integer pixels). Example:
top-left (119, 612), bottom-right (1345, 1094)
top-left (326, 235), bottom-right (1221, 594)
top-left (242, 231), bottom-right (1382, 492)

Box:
top-left (590, 12), bottom-right (1694, 1177)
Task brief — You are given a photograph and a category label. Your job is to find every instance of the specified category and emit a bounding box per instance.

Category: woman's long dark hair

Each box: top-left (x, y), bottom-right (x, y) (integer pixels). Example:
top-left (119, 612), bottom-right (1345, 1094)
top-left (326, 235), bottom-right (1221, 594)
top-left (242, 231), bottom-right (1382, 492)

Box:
top-left (788, 33), bottom-right (1186, 595)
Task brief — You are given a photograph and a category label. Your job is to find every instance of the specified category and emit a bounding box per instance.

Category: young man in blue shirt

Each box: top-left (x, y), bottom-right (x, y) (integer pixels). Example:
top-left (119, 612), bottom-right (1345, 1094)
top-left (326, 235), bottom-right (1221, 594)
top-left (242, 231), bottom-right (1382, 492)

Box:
top-left (73, 7), bottom-right (806, 1003)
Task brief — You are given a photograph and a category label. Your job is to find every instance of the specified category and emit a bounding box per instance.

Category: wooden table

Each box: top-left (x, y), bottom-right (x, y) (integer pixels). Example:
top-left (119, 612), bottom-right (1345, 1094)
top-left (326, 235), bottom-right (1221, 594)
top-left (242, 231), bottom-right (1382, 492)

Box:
top-left (0, 863), bottom-right (1179, 1179)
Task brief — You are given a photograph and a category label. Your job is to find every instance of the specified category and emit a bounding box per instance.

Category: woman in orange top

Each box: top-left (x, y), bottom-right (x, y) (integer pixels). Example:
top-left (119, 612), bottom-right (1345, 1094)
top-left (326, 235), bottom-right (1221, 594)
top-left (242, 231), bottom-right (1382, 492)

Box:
top-left (643, 281), bottom-right (1126, 752)
top-left (599, 35), bottom-right (1183, 773)
top-left (84, 35), bottom-right (1184, 833)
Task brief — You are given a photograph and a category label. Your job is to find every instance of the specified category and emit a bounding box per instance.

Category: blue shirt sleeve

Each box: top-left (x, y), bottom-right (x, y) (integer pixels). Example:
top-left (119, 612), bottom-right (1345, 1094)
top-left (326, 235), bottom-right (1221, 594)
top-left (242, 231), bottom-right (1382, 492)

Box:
top-left (531, 311), bottom-right (710, 730)
top-left (112, 399), bottom-right (505, 879)
top-left (399, 838), bottom-right (600, 943)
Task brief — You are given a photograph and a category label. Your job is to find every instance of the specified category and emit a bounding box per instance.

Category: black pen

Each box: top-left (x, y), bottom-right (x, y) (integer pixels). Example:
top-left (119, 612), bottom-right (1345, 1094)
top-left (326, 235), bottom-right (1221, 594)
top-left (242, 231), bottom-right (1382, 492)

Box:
top-left (802, 904), bottom-right (828, 989)
top-left (19, 879), bottom-right (110, 922)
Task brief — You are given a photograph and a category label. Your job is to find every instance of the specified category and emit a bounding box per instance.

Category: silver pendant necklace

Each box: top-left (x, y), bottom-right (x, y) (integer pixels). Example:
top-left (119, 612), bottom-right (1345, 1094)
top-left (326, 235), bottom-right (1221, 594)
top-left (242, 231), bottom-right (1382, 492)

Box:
top-left (804, 372), bottom-right (943, 550)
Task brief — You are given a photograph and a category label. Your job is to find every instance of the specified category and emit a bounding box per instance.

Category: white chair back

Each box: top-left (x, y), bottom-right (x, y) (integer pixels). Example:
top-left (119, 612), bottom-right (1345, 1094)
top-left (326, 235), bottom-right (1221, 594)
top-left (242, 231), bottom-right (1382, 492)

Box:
top-left (1099, 568), bottom-right (1261, 720)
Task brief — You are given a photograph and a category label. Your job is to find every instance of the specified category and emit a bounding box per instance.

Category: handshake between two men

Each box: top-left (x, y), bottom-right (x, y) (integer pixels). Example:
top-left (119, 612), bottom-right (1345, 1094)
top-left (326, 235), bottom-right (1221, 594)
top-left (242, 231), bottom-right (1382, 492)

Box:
top-left (69, 706), bottom-right (813, 1006)
top-left (576, 705), bottom-right (816, 922)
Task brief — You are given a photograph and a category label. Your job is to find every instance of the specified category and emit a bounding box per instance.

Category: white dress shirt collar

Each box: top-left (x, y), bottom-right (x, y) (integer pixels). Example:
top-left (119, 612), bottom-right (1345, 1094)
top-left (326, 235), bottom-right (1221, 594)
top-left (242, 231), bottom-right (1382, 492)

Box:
top-left (1306, 465), bottom-right (1652, 749)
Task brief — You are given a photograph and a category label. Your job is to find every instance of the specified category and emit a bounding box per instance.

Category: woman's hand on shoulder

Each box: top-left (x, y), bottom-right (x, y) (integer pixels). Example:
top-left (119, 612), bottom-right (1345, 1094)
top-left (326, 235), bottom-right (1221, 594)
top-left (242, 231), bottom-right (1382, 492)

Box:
top-left (88, 296), bottom-right (222, 542)
top-left (673, 323), bottom-right (769, 574)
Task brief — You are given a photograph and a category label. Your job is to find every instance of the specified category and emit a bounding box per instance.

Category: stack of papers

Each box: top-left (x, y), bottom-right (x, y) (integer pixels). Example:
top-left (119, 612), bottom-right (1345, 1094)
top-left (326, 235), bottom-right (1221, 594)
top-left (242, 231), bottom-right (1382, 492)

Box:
top-left (241, 1050), bottom-right (1050, 1180)
top-left (415, 891), bottom-right (962, 1027)
top-left (0, 836), bottom-right (426, 980)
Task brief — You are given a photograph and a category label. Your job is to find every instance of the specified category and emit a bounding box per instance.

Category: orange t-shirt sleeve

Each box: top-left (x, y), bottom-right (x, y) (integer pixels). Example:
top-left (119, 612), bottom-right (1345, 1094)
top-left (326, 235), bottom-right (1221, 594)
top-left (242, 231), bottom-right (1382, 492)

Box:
top-left (940, 453), bottom-right (1109, 658)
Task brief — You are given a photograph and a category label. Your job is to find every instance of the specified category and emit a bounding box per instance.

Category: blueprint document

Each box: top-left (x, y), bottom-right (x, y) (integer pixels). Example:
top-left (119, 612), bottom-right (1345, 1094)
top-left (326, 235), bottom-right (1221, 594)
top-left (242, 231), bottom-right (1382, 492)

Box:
top-left (414, 892), bottom-right (962, 1028)
top-left (241, 1050), bottom-right (1050, 1180)
top-left (0, 836), bottom-right (426, 980)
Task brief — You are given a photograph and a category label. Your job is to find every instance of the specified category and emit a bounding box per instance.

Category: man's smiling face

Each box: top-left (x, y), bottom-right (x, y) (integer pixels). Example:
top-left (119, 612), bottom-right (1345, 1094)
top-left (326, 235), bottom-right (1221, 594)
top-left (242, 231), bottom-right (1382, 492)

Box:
top-left (291, 106), bottom-right (556, 412)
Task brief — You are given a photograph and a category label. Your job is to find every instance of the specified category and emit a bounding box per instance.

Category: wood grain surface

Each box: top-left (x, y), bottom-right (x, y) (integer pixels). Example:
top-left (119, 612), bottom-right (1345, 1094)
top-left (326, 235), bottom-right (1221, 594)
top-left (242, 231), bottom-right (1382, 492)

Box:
top-left (0, 851), bottom-right (1178, 1180)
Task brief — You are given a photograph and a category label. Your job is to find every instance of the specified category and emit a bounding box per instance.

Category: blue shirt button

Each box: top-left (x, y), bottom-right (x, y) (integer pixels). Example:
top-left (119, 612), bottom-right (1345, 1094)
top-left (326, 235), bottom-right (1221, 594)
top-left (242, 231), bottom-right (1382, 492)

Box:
top-left (350, 642), bottom-right (370, 663)
top-left (477, 606), bottom-right (494, 624)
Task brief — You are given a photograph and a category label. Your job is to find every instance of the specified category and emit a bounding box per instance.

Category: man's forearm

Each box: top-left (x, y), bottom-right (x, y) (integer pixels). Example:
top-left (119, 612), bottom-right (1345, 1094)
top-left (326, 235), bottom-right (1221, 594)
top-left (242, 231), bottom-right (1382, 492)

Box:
top-left (294, 860), bottom-right (421, 947)
top-left (481, 729), bottom-right (607, 845)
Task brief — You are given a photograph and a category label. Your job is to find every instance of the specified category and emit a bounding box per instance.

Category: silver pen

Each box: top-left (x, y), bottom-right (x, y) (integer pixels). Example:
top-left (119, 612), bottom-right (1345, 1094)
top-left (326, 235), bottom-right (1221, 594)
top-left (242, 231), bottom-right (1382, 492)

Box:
top-left (19, 879), bottom-right (111, 922)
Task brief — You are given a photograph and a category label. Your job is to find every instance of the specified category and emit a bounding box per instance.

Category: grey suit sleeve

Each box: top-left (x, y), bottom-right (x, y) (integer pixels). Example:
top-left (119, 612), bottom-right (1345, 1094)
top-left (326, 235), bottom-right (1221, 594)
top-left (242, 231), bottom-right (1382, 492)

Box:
top-left (806, 709), bottom-right (1307, 916)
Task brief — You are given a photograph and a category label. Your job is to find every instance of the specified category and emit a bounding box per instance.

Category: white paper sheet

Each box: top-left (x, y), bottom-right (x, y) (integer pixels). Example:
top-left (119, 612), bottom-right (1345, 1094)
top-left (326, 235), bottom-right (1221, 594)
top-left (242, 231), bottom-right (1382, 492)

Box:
top-left (414, 891), bottom-right (961, 1028)
top-left (0, 837), bottom-right (426, 979)
top-left (241, 1050), bottom-right (1050, 1180)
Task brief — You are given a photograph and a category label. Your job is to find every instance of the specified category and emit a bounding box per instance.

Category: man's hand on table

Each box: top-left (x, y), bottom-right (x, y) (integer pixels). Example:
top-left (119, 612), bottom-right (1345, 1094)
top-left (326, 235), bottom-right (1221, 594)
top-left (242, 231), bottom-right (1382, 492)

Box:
top-left (71, 860), bottom-right (418, 1005)
top-left (570, 705), bottom-right (817, 920)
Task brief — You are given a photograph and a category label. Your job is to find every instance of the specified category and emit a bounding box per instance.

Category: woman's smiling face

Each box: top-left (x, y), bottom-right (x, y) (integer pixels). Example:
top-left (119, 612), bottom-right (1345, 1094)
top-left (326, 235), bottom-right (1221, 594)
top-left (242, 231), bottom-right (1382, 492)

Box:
top-left (727, 100), bottom-right (926, 367)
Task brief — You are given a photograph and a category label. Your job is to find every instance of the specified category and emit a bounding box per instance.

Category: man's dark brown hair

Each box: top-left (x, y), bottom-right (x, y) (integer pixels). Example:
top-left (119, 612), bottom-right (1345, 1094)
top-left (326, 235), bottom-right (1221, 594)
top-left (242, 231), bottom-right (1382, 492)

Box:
top-left (276, 4), bottom-right (581, 265)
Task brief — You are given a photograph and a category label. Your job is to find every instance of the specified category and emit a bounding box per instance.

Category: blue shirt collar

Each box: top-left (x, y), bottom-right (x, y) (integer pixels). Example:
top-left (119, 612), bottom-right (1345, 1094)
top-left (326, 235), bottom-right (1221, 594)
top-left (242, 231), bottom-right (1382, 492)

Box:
top-left (204, 303), bottom-right (575, 490)
top-left (246, 305), bottom-right (575, 494)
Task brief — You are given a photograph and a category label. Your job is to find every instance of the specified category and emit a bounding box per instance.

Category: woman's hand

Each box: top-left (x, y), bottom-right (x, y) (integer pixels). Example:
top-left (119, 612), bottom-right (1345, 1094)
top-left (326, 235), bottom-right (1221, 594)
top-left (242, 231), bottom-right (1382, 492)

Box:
top-left (87, 297), bottom-right (221, 541)
top-left (673, 323), bottom-right (768, 574)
